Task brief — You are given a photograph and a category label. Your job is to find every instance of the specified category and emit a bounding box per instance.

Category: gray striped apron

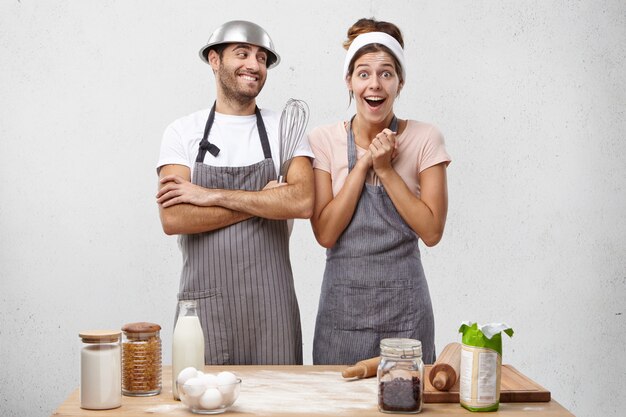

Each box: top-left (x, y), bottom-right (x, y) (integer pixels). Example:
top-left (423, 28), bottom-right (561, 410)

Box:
top-left (176, 103), bottom-right (303, 365)
top-left (312, 116), bottom-right (435, 365)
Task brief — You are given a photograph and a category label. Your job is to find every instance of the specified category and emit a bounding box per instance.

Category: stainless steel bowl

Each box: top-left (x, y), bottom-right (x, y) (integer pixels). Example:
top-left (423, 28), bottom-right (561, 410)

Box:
top-left (199, 20), bottom-right (280, 68)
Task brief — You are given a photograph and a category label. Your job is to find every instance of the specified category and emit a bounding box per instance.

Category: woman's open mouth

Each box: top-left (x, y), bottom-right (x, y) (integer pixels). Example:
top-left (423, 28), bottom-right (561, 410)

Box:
top-left (365, 96), bottom-right (385, 108)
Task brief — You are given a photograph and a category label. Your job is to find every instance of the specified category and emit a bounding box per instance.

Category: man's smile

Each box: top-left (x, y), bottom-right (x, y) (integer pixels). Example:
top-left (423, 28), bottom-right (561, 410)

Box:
top-left (238, 72), bottom-right (259, 82)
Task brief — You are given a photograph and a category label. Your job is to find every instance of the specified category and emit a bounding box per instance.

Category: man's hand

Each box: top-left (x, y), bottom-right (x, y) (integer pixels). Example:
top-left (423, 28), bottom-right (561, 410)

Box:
top-left (157, 174), bottom-right (219, 208)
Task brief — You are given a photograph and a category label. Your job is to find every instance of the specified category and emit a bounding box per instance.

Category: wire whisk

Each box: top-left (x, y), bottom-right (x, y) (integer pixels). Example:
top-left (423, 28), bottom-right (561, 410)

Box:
top-left (277, 98), bottom-right (309, 183)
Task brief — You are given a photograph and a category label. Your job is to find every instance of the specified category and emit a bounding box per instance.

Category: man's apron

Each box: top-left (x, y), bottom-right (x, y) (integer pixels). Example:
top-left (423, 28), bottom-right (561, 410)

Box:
top-left (313, 117), bottom-right (435, 365)
top-left (176, 103), bottom-right (303, 365)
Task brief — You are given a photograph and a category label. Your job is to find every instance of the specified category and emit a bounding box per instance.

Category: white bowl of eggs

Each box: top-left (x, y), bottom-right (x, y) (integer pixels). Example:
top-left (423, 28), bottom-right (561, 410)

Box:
top-left (177, 367), bottom-right (241, 414)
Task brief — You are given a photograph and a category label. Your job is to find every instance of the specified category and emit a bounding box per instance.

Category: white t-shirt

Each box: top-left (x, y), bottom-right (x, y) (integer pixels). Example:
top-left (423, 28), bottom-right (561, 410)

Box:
top-left (157, 107), bottom-right (314, 176)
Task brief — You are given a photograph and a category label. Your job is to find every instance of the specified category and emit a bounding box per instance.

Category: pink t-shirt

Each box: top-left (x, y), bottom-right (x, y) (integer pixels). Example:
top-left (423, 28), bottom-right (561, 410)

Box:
top-left (308, 120), bottom-right (451, 197)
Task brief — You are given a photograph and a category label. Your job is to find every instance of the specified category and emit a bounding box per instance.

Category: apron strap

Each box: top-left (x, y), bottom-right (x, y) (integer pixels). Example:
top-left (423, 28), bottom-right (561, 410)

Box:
top-left (196, 102), bottom-right (219, 162)
top-left (195, 102), bottom-right (272, 163)
top-left (255, 106), bottom-right (272, 160)
top-left (347, 115), bottom-right (398, 171)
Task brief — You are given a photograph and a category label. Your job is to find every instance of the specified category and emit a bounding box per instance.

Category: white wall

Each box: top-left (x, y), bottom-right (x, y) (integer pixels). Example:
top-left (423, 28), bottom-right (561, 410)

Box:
top-left (1, 1), bottom-right (624, 416)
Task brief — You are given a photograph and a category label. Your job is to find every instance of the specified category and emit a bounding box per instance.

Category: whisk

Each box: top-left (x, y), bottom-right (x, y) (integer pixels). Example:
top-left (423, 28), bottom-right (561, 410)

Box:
top-left (277, 98), bottom-right (309, 183)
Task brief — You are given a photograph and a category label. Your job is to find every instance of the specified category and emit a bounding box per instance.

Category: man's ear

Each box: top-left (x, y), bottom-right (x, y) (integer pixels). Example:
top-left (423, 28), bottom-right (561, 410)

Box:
top-left (208, 49), bottom-right (220, 71)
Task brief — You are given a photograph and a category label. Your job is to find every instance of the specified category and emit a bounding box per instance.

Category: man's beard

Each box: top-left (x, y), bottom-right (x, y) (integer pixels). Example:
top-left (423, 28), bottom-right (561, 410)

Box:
top-left (217, 63), bottom-right (265, 106)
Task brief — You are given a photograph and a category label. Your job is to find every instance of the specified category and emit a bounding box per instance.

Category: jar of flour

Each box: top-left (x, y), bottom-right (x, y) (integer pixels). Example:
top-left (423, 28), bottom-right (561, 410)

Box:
top-left (79, 330), bottom-right (122, 410)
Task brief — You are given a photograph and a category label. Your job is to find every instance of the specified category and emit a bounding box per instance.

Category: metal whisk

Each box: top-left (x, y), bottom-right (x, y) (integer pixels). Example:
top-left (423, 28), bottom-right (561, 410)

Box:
top-left (277, 98), bottom-right (309, 183)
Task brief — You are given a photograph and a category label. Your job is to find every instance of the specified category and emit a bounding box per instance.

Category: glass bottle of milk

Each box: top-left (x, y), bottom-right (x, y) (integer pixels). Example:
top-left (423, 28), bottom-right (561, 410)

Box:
top-left (172, 300), bottom-right (205, 400)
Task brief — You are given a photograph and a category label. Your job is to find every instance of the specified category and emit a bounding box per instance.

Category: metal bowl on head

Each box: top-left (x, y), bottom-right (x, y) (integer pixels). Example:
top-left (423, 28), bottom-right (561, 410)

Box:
top-left (199, 20), bottom-right (280, 68)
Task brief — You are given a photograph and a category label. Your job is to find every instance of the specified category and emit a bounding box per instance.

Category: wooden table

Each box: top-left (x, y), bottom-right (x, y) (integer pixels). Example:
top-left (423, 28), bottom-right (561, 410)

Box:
top-left (52, 365), bottom-right (575, 416)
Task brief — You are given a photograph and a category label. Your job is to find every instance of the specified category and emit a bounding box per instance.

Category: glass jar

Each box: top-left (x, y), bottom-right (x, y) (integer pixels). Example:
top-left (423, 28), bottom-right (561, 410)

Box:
top-left (377, 338), bottom-right (424, 414)
top-left (79, 330), bottom-right (122, 410)
top-left (121, 322), bottom-right (162, 396)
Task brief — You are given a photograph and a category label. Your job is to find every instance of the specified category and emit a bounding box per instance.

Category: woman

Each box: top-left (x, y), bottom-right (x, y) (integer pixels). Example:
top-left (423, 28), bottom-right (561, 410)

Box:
top-left (309, 18), bottom-right (451, 365)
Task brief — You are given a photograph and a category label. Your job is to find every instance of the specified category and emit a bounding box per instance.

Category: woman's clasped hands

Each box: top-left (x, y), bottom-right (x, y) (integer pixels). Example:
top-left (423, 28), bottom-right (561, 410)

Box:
top-left (357, 128), bottom-right (398, 175)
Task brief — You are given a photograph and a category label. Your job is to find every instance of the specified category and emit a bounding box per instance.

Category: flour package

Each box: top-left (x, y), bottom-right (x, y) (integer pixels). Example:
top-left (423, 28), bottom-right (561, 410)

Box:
top-left (458, 322), bottom-right (514, 412)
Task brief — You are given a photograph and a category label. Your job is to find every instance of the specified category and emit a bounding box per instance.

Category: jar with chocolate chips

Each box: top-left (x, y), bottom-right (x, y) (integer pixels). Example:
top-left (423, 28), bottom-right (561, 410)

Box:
top-left (377, 338), bottom-right (424, 414)
top-left (121, 322), bottom-right (162, 396)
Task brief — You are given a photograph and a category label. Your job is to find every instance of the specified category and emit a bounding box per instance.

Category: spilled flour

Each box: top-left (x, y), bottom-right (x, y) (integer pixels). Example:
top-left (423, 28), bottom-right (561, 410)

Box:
top-left (231, 370), bottom-right (377, 415)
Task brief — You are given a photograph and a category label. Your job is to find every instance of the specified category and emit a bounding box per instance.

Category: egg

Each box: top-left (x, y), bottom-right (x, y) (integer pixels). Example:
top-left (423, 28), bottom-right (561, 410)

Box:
top-left (177, 366), bottom-right (199, 386)
top-left (180, 391), bottom-right (199, 408)
top-left (183, 377), bottom-right (207, 398)
top-left (220, 390), bottom-right (236, 405)
top-left (200, 373), bottom-right (219, 389)
top-left (199, 388), bottom-right (223, 410)
top-left (217, 371), bottom-right (238, 395)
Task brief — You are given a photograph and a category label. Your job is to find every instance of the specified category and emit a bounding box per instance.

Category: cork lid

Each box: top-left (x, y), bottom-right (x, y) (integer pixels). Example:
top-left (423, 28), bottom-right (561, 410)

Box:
top-left (121, 322), bottom-right (161, 334)
top-left (79, 330), bottom-right (121, 344)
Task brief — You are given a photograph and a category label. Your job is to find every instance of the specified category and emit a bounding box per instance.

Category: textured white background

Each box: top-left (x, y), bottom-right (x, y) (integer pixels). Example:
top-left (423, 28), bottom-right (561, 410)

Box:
top-left (1, 1), bottom-right (624, 416)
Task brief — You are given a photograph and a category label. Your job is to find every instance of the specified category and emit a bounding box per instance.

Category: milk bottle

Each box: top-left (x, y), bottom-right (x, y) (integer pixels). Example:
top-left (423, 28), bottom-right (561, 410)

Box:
top-left (172, 300), bottom-right (205, 400)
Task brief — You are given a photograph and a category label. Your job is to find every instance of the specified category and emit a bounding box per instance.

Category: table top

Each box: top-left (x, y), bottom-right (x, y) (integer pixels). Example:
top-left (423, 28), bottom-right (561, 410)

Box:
top-left (51, 365), bottom-right (575, 417)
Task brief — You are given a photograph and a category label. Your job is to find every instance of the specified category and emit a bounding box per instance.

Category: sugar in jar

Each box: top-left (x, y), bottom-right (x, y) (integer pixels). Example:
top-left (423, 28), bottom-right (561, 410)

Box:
top-left (121, 322), bottom-right (162, 396)
top-left (79, 330), bottom-right (122, 410)
top-left (377, 338), bottom-right (424, 414)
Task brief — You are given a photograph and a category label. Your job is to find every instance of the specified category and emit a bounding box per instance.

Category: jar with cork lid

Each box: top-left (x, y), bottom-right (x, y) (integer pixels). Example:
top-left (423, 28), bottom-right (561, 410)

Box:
top-left (79, 330), bottom-right (122, 410)
top-left (377, 338), bottom-right (424, 414)
top-left (121, 322), bottom-right (162, 396)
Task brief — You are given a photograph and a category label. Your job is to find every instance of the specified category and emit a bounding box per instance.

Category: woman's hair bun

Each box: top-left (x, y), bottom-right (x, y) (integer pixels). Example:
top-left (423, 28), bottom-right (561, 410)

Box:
top-left (343, 18), bottom-right (404, 50)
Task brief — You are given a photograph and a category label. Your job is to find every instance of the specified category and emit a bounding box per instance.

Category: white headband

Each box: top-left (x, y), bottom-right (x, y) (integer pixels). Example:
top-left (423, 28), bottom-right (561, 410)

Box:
top-left (343, 32), bottom-right (406, 81)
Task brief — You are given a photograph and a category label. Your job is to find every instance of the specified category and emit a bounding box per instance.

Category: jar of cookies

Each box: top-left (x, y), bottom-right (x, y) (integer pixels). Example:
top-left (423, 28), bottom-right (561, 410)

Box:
top-left (121, 322), bottom-right (162, 396)
top-left (377, 338), bottom-right (424, 413)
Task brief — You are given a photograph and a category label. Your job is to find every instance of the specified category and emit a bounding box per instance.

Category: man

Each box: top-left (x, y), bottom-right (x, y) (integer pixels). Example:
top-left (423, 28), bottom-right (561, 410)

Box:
top-left (156, 20), bottom-right (314, 365)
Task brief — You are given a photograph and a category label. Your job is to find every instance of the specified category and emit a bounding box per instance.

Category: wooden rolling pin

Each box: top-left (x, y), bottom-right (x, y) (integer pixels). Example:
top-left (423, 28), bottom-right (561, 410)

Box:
top-left (341, 356), bottom-right (380, 379)
top-left (429, 342), bottom-right (462, 391)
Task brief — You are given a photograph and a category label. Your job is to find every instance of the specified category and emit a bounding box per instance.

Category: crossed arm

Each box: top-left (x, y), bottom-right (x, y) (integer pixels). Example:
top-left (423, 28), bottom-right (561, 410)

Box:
top-left (157, 156), bottom-right (314, 235)
top-left (311, 128), bottom-right (448, 249)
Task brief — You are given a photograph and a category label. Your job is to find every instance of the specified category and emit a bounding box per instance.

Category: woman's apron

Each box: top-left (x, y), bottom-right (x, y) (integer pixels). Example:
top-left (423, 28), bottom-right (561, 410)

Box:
top-left (313, 117), bottom-right (435, 365)
top-left (176, 103), bottom-right (303, 365)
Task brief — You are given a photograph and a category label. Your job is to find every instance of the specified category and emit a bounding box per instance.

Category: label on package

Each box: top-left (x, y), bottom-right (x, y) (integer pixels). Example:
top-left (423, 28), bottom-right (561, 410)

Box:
top-left (459, 345), bottom-right (501, 409)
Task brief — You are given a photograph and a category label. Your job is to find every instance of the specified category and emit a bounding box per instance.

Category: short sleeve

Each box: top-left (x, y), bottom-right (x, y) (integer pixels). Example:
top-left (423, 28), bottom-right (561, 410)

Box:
top-left (419, 125), bottom-right (451, 173)
top-left (308, 127), bottom-right (331, 173)
top-left (156, 122), bottom-right (192, 173)
top-left (293, 132), bottom-right (315, 160)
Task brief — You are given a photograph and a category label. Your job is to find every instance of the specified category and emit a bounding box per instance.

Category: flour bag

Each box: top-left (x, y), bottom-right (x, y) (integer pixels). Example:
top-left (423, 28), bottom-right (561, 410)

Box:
top-left (458, 322), bottom-right (514, 412)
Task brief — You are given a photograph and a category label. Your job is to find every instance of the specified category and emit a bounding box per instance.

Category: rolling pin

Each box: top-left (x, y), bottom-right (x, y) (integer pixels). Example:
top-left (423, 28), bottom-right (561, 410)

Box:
top-left (341, 356), bottom-right (381, 379)
top-left (429, 342), bottom-right (462, 391)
